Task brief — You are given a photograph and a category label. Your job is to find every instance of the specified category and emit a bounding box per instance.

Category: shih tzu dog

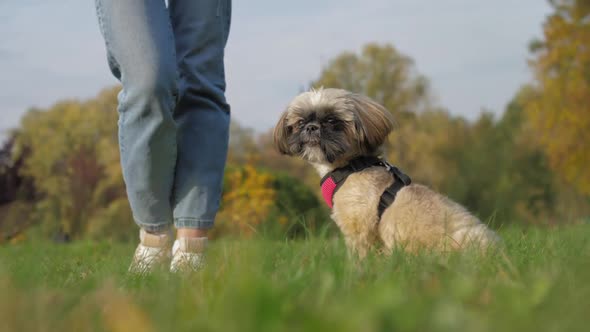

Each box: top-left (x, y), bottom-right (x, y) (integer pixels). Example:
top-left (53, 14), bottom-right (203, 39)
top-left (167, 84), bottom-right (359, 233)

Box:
top-left (274, 88), bottom-right (499, 258)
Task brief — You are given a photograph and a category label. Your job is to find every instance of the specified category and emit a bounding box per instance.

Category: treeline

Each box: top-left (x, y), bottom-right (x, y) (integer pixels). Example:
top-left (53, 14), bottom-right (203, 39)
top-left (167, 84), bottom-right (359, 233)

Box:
top-left (0, 88), bottom-right (331, 242)
top-left (0, 0), bottom-right (588, 242)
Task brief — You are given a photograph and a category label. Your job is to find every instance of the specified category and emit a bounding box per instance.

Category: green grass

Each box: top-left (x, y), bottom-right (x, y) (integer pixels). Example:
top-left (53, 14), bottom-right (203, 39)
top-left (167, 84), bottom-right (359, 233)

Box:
top-left (1, 225), bottom-right (589, 332)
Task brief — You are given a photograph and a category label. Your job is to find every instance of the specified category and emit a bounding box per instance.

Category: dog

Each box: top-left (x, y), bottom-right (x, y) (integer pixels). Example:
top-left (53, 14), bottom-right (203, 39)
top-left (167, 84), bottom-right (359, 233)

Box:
top-left (273, 88), bottom-right (499, 258)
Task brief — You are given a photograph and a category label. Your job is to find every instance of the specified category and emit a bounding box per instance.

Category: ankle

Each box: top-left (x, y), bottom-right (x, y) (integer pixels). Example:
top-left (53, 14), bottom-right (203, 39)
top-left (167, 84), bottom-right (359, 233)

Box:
top-left (177, 228), bottom-right (208, 239)
top-left (139, 228), bottom-right (172, 248)
top-left (175, 237), bottom-right (208, 253)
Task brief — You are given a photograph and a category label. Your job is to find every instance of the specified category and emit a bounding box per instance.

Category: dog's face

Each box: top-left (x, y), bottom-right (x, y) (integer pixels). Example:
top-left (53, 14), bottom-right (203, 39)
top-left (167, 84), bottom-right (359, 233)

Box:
top-left (274, 88), bottom-right (394, 166)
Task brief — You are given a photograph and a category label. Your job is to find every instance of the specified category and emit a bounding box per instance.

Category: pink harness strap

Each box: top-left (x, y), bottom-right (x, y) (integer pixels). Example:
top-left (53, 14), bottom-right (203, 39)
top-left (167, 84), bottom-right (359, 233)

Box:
top-left (321, 176), bottom-right (337, 208)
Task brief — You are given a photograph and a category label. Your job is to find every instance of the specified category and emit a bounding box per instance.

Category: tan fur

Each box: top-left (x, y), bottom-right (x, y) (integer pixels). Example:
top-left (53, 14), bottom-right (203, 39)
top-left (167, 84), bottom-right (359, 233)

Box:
top-left (273, 111), bottom-right (290, 155)
top-left (274, 88), bottom-right (500, 258)
top-left (332, 167), bottom-right (499, 258)
top-left (348, 93), bottom-right (395, 149)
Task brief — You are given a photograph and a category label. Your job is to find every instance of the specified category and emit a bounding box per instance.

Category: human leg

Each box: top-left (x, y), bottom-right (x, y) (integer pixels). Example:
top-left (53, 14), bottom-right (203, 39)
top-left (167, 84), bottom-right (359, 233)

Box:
top-left (95, 0), bottom-right (179, 273)
top-left (168, 0), bottom-right (232, 231)
top-left (95, 0), bottom-right (179, 233)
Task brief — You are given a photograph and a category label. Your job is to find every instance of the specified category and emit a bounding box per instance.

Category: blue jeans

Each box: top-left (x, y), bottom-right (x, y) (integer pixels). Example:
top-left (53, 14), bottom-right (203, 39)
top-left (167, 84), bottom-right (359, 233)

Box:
top-left (95, 0), bottom-right (231, 232)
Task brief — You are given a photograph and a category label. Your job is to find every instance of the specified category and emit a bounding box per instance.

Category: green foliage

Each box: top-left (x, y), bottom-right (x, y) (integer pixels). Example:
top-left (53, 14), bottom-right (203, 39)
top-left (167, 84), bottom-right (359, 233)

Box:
top-left (1, 225), bottom-right (590, 331)
top-left (438, 90), bottom-right (557, 225)
top-left (265, 172), bottom-right (332, 238)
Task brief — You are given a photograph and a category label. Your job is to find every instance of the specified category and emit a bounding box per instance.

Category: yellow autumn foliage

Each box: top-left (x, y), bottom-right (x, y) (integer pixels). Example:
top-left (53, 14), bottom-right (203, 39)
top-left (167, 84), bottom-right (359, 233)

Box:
top-left (216, 165), bottom-right (276, 237)
top-left (525, 0), bottom-right (590, 195)
top-left (13, 88), bottom-right (127, 238)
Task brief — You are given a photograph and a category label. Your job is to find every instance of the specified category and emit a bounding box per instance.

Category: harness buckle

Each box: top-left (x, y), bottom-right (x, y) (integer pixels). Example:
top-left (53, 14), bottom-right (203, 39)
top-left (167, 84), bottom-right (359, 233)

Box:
top-left (382, 161), bottom-right (393, 172)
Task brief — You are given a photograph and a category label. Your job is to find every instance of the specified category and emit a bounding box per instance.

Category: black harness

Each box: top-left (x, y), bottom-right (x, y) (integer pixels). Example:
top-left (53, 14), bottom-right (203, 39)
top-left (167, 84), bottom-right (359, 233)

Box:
top-left (319, 156), bottom-right (412, 220)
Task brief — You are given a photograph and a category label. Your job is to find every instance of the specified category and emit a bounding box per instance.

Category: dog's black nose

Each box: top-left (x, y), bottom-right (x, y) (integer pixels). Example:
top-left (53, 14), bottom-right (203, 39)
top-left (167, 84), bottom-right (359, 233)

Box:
top-left (305, 123), bottom-right (319, 133)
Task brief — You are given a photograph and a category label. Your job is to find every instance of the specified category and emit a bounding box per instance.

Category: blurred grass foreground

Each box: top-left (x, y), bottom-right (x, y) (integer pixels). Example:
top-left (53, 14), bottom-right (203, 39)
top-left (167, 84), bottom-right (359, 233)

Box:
top-left (2, 2), bottom-right (590, 242)
top-left (1, 225), bottom-right (589, 332)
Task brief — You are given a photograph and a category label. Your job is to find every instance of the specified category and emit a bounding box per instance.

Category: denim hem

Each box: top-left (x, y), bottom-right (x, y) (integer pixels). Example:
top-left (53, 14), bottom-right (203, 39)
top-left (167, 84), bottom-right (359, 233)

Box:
top-left (174, 218), bottom-right (215, 230)
top-left (136, 221), bottom-right (173, 234)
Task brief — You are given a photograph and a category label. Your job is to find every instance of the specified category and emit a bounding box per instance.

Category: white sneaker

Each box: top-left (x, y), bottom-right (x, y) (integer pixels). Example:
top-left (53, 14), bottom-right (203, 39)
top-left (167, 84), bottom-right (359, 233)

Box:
top-left (170, 237), bottom-right (207, 273)
top-left (128, 229), bottom-right (172, 275)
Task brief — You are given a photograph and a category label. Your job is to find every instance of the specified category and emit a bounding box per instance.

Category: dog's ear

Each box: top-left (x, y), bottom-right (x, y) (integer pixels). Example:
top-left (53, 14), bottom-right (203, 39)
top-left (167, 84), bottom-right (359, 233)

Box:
top-left (348, 93), bottom-right (394, 151)
top-left (273, 111), bottom-right (292, 155)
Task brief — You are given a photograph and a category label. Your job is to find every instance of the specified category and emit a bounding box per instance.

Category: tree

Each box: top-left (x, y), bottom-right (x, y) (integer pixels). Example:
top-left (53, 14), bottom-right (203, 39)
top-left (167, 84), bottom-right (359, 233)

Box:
top-left (13, 88), bottom-right (131, 239)
top-left (0, 134), bottom-right (35, 205)
top-left (525, 0), bottom-right (590, 194)
top-left (313, 43), bottom-right (431, 119)
top-left (442, 92), bottom-right (556, 225)
top-left (0, 133), bottom-right (37, 242)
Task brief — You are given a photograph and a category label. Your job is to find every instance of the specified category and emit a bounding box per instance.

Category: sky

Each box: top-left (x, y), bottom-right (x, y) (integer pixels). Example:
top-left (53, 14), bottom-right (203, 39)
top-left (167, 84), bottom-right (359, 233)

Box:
top-left (0, 0), bottom-right (552, 141)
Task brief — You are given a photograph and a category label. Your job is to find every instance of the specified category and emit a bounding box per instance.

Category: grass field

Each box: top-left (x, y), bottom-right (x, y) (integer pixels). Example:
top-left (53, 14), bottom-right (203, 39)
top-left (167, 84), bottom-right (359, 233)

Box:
top-left (0, 224), bottom-right (589, 332)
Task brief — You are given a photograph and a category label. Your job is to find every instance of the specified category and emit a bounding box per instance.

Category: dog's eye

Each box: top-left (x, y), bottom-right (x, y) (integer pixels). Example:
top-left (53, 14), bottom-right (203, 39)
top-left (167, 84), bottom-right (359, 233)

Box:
top-left (297, 120), bottom-right (305, 127)
top-left (324, 118), bottom-right (337, 125)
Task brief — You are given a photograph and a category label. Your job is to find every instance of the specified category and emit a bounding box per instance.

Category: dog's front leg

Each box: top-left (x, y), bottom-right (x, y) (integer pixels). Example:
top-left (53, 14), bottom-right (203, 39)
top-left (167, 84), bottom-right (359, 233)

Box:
top-left (340, 226), bottom-right (378, 259)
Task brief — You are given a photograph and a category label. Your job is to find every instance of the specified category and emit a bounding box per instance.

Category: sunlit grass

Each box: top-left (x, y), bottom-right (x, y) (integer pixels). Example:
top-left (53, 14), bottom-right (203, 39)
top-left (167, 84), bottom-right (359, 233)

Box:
top-left (0, 224), bottom-right (589, 332)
